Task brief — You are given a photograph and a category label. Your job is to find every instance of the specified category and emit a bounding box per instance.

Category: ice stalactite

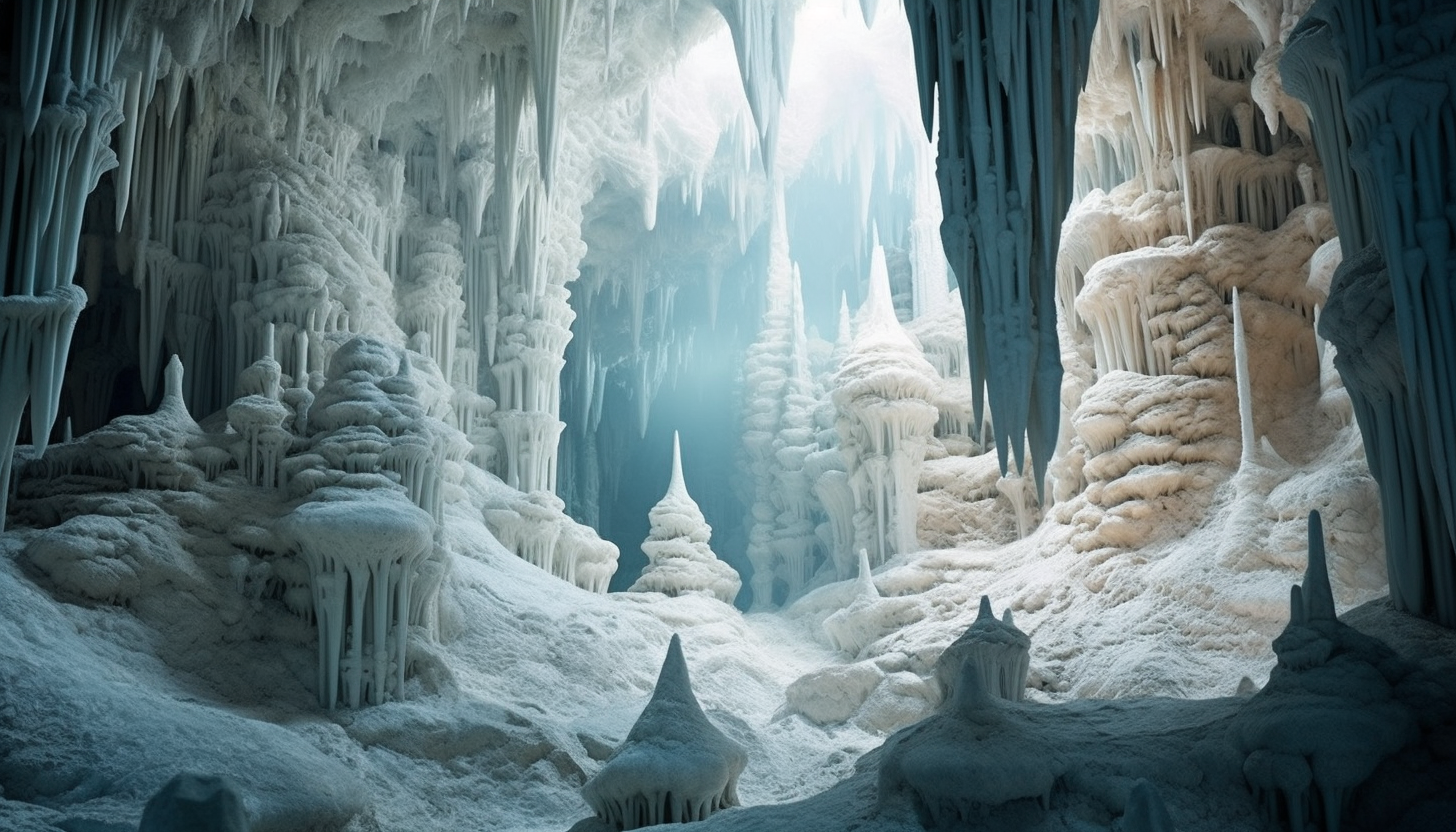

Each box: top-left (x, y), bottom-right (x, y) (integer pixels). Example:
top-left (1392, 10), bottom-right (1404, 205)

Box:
top-left (528, 0), bottom-right (577, 190)
top-left (832, 244), bottom-right (939, 567)
top-left (628, 432), bottom-right (741, 605)
top-left (934, 595), bottom-right (1031, 702)
top-left (1285, 0), bottom-right (1456, 627)
top-left (1, 0), bottom-right (130, 530)
top-left (580, 635), bottom-right (747, 830)
top-left (712, 0), bottom-right (796, 172)
top-left (904, 0), bottom-right (1099, 492)
top-left (284, 486), bottom-right (435, 709)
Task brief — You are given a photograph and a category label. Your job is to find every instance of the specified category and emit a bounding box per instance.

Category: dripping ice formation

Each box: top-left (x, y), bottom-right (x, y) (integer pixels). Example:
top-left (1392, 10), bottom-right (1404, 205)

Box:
top-left (2, 0), bottom-right (1456, 831)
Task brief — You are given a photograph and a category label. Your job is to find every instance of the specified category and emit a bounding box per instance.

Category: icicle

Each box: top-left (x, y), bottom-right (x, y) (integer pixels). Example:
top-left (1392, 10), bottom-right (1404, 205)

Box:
top-left (527, 0), bottom-right (577, 190)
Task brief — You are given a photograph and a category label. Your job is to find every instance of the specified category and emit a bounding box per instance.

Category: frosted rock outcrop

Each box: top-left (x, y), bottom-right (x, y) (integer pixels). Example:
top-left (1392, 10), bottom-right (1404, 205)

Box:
top-left (628, 432), bottom-right (741, 605)
top-left (581, 634), bottom-right (747, 830)
top-left (934, 595), bottom-right (1031, 702)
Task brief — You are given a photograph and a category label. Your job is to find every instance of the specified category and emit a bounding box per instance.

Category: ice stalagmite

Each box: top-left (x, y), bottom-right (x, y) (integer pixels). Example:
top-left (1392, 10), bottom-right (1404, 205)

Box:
top-left (1229, 511), bottom-right (1417, 832)
top-left (879, 663), bottom-right (1064, 826)
top-left (904, 0), bottom-right (1099, 491)
top-left (934, 595), bottom-right (1031, 702)
top-left (628, 432), bottom-right (741, 605)
top-left (832, 244), bottom-right (938, 567)
top-left (581, 634), bottom-right (747, 830)
top-left (1285, 0), bottom-right (1456, 627)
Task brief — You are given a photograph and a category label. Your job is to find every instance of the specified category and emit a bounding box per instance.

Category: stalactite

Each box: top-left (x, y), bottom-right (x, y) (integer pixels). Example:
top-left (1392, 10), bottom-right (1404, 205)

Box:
top-left (904, 0), bottom-right (1100, 495)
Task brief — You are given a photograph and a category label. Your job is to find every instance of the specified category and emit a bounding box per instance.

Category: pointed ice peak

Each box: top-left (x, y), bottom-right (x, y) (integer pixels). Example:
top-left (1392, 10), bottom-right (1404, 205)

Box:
top-left (836, 292), bottom-right (853, 349)
top-left (949, 662), bottom-right (997, 718)
top-left (1002, 609), bottom-right (1015, 627)
top-left (1302, 510), bottom-right (1336, 623)
top-left (650, 633), bottom-right (697, 709)
top-left (855, 548), bottom-right (877, 597)
top-left (976, 594), bottom-right (995, 622)
top-left (856, 243), bottom-right (898, 336)
top-left (1289, 584), bottom-right (1307, 627)
top-left (159, 355), bottom-right (194, 423)
top-left (667, 431), bottom-right (687, 498)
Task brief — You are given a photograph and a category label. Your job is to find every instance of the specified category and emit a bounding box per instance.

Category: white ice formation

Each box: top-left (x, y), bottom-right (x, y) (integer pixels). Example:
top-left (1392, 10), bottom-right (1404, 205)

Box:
top-left (284, 485), bottom-right (434, 709)
top-left (933, 595), bottom-right (1031, 703)
top-left (628, 432), bottom-right (741, 605)
top-left (831, 243), bottom-right (938, 567)
top-left (580, 634), bottom-right (748, 830)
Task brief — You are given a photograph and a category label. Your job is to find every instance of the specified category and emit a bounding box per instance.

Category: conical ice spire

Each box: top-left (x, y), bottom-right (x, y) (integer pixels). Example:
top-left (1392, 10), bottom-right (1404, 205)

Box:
top-left (667, 431), bottom-right (687, 498)
top-left (648, 633), bottom-right (698, 711)
top-left (1302, 510), bottom-right (1335, 622)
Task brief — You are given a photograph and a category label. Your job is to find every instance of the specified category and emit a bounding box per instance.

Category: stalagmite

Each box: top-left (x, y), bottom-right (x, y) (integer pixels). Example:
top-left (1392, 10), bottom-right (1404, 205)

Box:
top-left (628, 432), bottom-right (741, 605)
top-left (934, 595), bottom-right (1032, 702)
top-left (581, 635), bottom-right (747, 830)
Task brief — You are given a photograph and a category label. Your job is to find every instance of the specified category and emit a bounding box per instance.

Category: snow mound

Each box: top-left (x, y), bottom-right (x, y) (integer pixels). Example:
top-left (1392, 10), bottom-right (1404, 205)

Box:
top-left (580, 634), bottom-right (748, 830)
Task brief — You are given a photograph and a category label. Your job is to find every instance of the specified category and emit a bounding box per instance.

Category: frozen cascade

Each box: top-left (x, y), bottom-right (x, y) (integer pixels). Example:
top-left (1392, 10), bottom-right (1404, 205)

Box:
top-left (832, 243), bottom-right (939, 567)
top-left (283, 485), bottom-right (435, 709)
top-left (580, 634), bottom-right (747, 830)
top-left (628, 432), bottom-right (741, 605)
top-left (904, 0), bottom-right (1099, 490)
top-left (1285, 0), bottom-right (1456, 627)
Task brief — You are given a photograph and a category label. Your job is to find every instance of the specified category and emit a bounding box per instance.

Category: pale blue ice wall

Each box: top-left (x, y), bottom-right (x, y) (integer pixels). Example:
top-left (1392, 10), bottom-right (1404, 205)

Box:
top-left (1285, 0), bottom-right (1456, 626)
top-left (904, 0), bottom-right (1099, 491)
